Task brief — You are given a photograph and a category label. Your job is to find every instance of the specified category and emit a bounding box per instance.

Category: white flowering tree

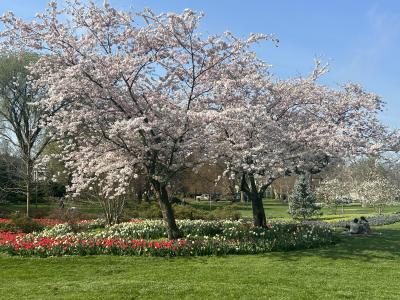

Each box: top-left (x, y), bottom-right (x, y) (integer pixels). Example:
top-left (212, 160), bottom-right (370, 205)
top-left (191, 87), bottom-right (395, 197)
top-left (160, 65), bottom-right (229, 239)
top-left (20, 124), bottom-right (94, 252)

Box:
top-left (316, 177), bottom-right (351, 214)
top-left (0, 1), bottom-right (270, 237)
top-left (2, 1), bottom-right (395, 231)
top-left (357, 176), bottom-right (399, 214)
top-left (212, 60), bottom-right (391, 226)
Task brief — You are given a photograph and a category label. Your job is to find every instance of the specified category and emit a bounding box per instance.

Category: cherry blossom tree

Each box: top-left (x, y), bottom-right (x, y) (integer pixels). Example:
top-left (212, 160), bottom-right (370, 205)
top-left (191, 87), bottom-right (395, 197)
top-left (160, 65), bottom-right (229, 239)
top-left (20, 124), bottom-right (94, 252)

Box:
top-left (316, 177), bottom-right (351, 214)
top-left (0, 1), bottom-right (269, 237)
top-left (211, 60), bottom-right (392, 226)
top-left (2, 0), bottom-right (395, 232)
top-left (357, 175), bottom-right (399, 214)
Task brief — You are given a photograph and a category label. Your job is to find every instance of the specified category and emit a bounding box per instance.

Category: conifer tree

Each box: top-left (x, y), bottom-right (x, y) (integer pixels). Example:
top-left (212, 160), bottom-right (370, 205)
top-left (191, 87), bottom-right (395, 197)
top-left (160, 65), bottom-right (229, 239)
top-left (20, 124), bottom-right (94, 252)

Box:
top-left (289, 174), bottom-right (320, 220)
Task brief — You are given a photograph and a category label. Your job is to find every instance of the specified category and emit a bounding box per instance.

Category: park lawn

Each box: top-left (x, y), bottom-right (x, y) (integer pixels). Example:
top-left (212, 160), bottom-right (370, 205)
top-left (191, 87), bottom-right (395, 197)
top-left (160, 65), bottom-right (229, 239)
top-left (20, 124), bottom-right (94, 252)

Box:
top-left (3, 198), bottom-right (400, 221)
top-left (1, 223), bottom-right (400, 299)
top-left (234, 198), bottom-right (400, 220)
top-left (189, 198), bottom-right (294, 219)
top-left (190, 198), bottom-right (400, 220)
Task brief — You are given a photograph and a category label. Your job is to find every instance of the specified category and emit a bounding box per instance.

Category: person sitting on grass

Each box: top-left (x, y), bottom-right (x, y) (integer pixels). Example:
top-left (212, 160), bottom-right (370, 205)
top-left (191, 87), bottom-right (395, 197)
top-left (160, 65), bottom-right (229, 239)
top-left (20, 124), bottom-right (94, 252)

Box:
top-left (349, 218), bottom-right (362, 234)
top-left (359, 216), bottom-right (371, 234)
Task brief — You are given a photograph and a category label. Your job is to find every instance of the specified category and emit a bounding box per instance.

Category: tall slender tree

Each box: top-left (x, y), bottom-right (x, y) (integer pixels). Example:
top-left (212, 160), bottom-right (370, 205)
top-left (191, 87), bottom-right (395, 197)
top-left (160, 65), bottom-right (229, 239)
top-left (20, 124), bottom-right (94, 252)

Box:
top-left (0, 52), bottom-right (51, 216)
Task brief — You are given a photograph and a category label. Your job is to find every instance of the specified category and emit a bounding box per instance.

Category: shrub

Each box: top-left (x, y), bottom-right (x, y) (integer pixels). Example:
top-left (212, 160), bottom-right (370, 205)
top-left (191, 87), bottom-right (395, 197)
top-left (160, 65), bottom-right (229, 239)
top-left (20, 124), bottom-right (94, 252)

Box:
top-left (211, 205), bottom-right (241, 220)
top-left (289, 174), bottom-right (321, 220)
top-left (173, 205), bottom-right (207, 220)
top-left (10, 215), bottom-right (43, 233)
top-left (29, 209), bottom-right (51, 219)
top-left (0, 222), bottom-right (16, 232)
top-left (131, 203), bottom-right (163, 219)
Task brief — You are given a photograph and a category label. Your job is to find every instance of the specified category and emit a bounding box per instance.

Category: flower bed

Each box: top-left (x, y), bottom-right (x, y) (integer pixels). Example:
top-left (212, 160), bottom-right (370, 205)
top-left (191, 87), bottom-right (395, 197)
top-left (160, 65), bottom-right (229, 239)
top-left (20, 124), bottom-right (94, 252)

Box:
top-left (86, 219), bottom-right (243, 240)
top-left (0, 220), bottom-right (336, 257)
top-left (0, 231), bottom-right (24, 244)
top-left (2, 212), bottom-right (399, 257)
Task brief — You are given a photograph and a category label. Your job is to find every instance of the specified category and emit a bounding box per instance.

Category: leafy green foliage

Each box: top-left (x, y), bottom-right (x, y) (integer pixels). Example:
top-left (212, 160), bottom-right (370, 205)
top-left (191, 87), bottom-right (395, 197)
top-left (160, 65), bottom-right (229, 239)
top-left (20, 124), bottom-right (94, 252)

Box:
top-left (289, 174), bottom-right (321, 220)
top-left (10, 215), bottom-right (43, 233)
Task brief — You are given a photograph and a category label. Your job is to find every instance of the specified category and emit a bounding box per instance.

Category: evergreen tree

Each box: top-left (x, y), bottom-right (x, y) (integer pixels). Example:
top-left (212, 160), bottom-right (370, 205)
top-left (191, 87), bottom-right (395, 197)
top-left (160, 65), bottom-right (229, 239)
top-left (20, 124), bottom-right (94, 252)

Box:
top-left (289, 174), bottom-right (320, 220)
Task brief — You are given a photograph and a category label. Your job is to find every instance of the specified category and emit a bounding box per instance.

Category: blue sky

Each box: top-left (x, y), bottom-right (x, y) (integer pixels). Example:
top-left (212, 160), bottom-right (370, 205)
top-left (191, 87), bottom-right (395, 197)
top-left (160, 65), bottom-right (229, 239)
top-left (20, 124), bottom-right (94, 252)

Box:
top-left (1, 0), bottom-right (399, 128)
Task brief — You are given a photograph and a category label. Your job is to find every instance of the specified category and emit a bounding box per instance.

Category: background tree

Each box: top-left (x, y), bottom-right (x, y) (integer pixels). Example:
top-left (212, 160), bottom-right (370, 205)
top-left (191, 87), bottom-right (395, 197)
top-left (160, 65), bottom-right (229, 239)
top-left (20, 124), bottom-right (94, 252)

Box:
top-left (357, 175), bottom-right (399, 214)
top-left (288, 174), bottom-right (320, 220)
top-left (0, 140), bottom-right (24, 203)
top-left (349, 158), bottom-right (399, 213)
top-left (271, 177), bottom-right (297, 202)
top-left (0, 52), bottom-right (53, 216)
top-left (316, 174), bottom-right (352, 214)
top-left (315, 157), bottom-right (400, 213)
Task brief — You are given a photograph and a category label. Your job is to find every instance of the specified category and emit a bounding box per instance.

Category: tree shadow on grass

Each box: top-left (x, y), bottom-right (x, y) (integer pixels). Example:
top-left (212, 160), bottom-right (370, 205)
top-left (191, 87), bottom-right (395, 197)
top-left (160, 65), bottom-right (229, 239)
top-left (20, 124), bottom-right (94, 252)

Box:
top-left (269, 227), bottom-right (400, 262)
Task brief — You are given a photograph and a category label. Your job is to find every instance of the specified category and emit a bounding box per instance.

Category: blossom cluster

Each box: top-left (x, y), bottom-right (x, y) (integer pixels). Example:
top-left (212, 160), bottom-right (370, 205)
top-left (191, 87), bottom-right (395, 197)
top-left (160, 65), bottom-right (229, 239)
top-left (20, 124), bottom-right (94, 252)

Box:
top-left (1, 1), bottom-right (393, 210)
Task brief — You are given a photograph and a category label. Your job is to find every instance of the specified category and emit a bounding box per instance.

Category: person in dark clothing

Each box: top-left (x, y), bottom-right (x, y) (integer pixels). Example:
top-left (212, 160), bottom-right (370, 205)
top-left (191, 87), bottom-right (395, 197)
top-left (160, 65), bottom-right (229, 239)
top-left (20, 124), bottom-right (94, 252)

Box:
top-left (359, 216), bottom-right (371, 234)
top-left (349, 218), bottom-right (362, 234)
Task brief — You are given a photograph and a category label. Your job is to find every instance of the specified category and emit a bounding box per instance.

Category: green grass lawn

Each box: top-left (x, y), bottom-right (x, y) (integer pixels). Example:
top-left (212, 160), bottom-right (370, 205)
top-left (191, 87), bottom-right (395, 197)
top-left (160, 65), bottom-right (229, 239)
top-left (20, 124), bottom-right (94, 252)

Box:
top-left (190, 198), bottom-right (400, 221)
top-left (3, 197), bottom-right (400, 221)
top-left (1, 222), bottom-right (400, 299)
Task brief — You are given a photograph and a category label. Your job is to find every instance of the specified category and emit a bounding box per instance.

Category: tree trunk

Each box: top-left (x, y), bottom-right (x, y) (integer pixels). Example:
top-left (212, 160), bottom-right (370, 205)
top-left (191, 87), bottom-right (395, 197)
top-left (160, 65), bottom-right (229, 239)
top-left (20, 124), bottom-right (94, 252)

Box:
top-left (152, 180), bottom-right (181, 239)
top-left (240, 191), bottom-right (246, 203)
top-left (26, 180), bottom-right (30, 217)
top-left (26, 160), bottom-right (33, 217)
top-left (249, 192), bottom-right (267, 227)
top-left (143, 192), bottom-right (149, 203)
top-left (242, 173), bottom-right (267, 227)
top-left (378, 206), bottom-right (383, 215)
top-left (98, 194), bottom-right (126, 226)
top-left (137, 189), bottom-right (143, 203)
top-left (143, 181), bottom-right (151, 202)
